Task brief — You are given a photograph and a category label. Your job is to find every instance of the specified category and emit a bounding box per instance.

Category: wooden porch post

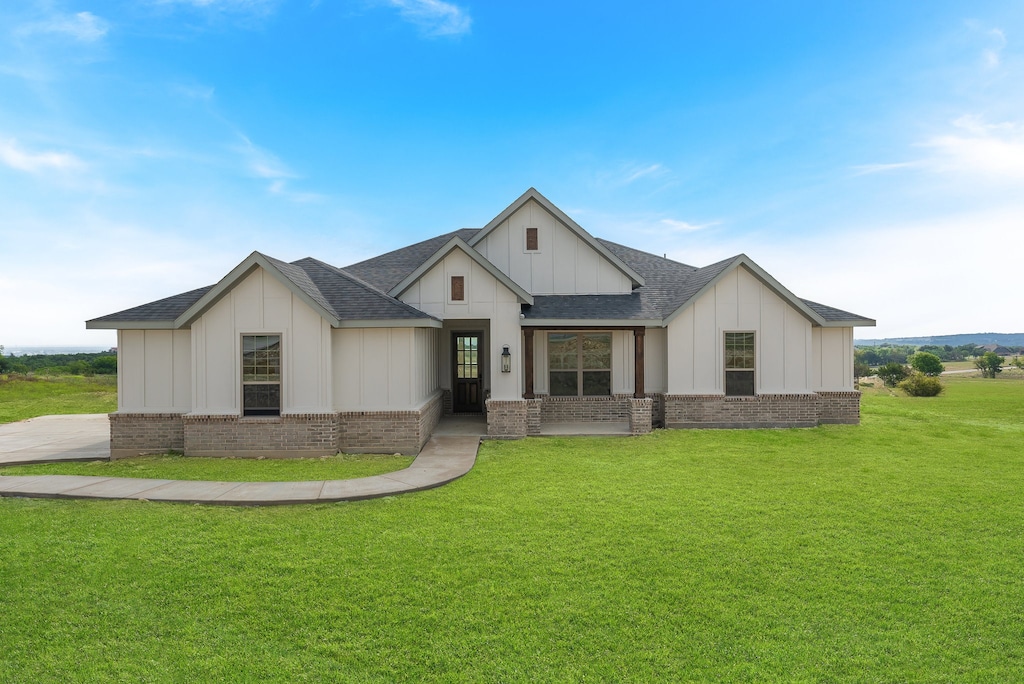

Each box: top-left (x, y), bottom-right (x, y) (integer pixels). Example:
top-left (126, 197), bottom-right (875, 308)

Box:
top-left (633, 327), bottom-right (646, 399)
top-left (523, 328), bottom-right (535, 399)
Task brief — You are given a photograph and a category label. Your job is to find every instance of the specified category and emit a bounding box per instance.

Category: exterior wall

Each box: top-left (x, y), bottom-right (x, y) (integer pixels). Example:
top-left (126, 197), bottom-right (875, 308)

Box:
top-left (538, 395), bottom-right (631, 423)
top-left (817, 391), bottom-right (861, 424)
top-left (338, 392), bottom-right (443, 455)
top-left (191, 267), bottom-right (333, 415)
top-left (333, 327), bottom-right (435, 411)
top-left (473, 198), bottom-right (632, 295)
top-left (813, 327), bottom-right (855, 391)
top-left (183, 413), bottom-right (337, 458)
top-left (486, 399), bottom-right (528, 438)
top-left (666, 266), bottom-right (814, 395)
top-left (644, 327), bottom-right (668, 394)
top-left (664, 394), bottom-right (821, 428)
top-left (117, 329), bottom-right (191, 413)
top-left (400, 247), bottom-right (522, 400)
top-left (109, 413), bottom-right (185, 459)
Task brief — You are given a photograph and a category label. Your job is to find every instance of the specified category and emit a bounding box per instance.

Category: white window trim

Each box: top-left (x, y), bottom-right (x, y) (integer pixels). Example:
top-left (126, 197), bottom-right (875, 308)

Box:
top-left (723, 330), bottom-right (757, 397)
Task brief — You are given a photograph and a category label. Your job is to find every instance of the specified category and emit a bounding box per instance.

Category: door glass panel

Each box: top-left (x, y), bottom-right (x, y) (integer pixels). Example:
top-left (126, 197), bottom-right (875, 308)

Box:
top-left (455, 336), bottom-right (479, 380)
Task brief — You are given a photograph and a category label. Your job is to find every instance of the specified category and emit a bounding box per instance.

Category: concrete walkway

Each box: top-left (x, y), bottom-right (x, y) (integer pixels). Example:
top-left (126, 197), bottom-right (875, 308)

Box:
top-left (0, 415), bottom-right (480, 505)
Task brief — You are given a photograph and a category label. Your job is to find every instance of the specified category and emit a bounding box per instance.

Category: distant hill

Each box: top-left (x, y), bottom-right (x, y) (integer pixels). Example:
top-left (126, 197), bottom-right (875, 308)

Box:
top-left (855, 333), bottom-right (1024, 347)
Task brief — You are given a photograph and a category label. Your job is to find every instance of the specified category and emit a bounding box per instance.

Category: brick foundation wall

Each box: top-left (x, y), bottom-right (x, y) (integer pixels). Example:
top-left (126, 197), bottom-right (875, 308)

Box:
top-left (184, 413), bottom-right (338, 457)
top-left (486, 399), bottom-right (528, 438)
top-left (338, 411), bottom-right (419, 455)
top-left (664, 394), bottom-right (821, 428)
top-left (628, 398), bottom-right (653, 435)
top-left (441, 389), bottom-right (453, 416)
top-left (416, 393), bottom-right (444, 450)
top-left (525, 399), bottom-right (542, 436)
top-left (817, 391), bottom-right (861, 424)
top-left (650, 393), bottom-right (666, 428)
top-left (109, 413), bottom-right (185, 459)
top-left (537, 395), bottom-right (631, 423)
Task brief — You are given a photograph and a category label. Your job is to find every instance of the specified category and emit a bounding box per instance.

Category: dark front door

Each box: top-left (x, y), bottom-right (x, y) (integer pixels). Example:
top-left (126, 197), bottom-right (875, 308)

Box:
top-left (453, 333), bottom-right (482, 413)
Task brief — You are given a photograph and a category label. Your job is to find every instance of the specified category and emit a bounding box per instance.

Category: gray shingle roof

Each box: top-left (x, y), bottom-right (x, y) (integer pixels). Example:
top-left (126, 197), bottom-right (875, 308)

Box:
top-left (344, 228), bottom-right (480, 293)
top-left (800, 299), bottom-right (873, 323)
top-left (89, 229), bottom-right (871, 328)
top-left (87, 285), bottom-right (213, 325)
top-left (293, 257), bottom-right (438, 321)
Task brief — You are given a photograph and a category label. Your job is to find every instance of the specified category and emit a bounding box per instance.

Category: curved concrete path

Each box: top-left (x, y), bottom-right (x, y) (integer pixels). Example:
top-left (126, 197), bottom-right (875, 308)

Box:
top-left (0, 415), bottom-right (479, 505)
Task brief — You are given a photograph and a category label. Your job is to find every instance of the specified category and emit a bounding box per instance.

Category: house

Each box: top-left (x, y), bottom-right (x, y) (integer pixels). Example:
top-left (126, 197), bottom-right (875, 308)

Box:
top-left (979, 344), bottom-right (1012, 356)
top-left (87, 188), bottom-right (875, 458)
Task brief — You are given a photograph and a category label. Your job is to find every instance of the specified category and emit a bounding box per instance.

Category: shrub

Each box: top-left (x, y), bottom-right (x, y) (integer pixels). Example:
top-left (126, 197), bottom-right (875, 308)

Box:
top-left (898, 372), bottom-right (944, 397)
top-left (876, 362), bottom-right (910, 387)
top-left (909, 351), bottom-right (944, 376)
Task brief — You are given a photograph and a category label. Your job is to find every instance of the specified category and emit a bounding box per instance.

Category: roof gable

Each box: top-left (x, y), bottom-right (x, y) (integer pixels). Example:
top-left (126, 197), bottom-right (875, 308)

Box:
top-left (389, 237), bottom-right (534, 305)
top-left (661, 254), bottom-right (875, 327)
top-left (468, 188), bottom-right (645, 288)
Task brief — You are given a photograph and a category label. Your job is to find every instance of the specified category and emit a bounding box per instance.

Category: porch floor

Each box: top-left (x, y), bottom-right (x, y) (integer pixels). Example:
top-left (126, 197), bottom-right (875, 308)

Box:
top-left (434, 415), bottom-right (488, 437)
top-left (538, 421), bottom-right (631, 436)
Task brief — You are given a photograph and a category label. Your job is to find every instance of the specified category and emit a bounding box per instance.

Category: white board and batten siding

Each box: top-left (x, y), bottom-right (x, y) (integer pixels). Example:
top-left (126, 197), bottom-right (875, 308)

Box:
top-left (117, 329), bottom-right (191, 412)
top-left (190, 267), bottom-right (333, 415)
top-left (400, 247), bottom-right (523, 400)
top-left (332, 327), bottom-right (440, 411)
top-left (666, 266), bottom-right (854, 395)
top-left (473, 199), bottom-right (632, 295)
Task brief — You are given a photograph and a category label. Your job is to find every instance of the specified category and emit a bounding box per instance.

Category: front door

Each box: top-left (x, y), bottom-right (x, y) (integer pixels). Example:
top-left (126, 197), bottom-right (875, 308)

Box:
top-left (453, 333), bottom-right (483, 413)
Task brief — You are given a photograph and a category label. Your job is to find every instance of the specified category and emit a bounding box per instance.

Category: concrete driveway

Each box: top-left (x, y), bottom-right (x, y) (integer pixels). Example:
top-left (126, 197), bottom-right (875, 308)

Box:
top-left (0, 414), bottom-right (110, 466)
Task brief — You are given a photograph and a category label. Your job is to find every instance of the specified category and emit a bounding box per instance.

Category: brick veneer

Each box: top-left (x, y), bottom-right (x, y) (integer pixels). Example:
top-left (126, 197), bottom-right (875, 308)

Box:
top-left (109, 412), bottom-right (185, 460)
top-left (663, 392), bottom-right (862, 428)
top-left (537, 395), bottom-right (631, 423)
top-left (338, 392), bottom-right (443, 455)
top-left (486, 399), bottom-right (528, 438)
top-left (817, 391), bottom-right (861, 424)
top-left (628, 397), bottom-right (653, 434)
top-left (184, 413), bottom-right (337, 458)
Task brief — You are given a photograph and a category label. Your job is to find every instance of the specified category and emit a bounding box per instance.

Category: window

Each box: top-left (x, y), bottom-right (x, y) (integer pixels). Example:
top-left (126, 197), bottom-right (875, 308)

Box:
top-left (724, 332), bottom-right (755, 396)
top-left (451, 275), bottom-right (465, 302)
top-left (242, 334), bottom-right (281, 416)
top-left (525, 227), bottom-right (539, 251)
top-left (548, 332), bottom-right (611, 396)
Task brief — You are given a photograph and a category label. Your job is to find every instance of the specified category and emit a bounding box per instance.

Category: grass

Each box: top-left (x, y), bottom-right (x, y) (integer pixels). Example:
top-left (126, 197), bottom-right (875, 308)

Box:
top-left (0, 452), bottom-right (414, 482)
top-left (0, 375), bottom-right (117, 424)
top-left (2, 375), bottom-right (1023, 681)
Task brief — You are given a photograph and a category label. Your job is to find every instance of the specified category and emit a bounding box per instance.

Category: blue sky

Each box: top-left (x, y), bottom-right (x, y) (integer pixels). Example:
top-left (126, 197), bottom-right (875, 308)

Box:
top-left (1, 0), bottom-right (1022, 347)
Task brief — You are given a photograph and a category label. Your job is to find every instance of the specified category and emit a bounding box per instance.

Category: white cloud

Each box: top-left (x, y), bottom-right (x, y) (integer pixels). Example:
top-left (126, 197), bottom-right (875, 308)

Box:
top-left (0, 139), bottom-right (85, 173)
top-left (622, 163), bottom-right (668, 184)
top-left (385, 0), bottom-right (472, 37)
top-left (848, 161), bottom-right (922, 176)
top-left (17, 11), bottom-right (109, 42)
top-left (921, 115), bottom-right (1024, 180)
top-left (659, 218), bottom-right (717, 233)
top-left (853, 115), bottom-right (1024, 183)
top-left (235, 134), bottom-right (294, 180)
top-left (982, 27), bottom-right (1007, 69)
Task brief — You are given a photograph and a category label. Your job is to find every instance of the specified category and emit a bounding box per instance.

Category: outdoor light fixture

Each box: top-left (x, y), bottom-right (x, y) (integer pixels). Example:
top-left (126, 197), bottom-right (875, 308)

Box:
top-left (501, 345), bottom-right (511, 373)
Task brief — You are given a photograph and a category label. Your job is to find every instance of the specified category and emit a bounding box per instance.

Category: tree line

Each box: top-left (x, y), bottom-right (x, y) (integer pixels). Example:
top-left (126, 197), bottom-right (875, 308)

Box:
top-left (0, 347), bottom-right (117, 376)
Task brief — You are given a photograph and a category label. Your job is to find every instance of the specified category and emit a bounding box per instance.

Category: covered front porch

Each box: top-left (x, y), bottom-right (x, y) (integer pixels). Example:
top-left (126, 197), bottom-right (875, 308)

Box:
top-left (484, 325), bottom-right (655, 438)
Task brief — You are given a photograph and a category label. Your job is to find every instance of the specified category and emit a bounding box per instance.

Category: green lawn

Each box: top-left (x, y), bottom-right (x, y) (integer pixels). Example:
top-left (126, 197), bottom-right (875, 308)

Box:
top-left (0, 375), bottom-right (117, 424)
top-left (2, 376), bottom-right (1023, 681)
top-left (0, 452), bottom-right (414, 482)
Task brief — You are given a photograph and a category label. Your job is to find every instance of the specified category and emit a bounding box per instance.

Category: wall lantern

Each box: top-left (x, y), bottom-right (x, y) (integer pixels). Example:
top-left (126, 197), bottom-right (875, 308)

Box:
top-left (501, 345), bottom-right (511, 373)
